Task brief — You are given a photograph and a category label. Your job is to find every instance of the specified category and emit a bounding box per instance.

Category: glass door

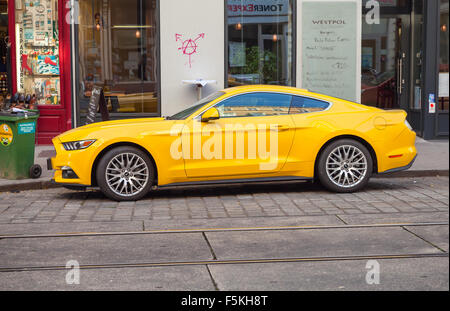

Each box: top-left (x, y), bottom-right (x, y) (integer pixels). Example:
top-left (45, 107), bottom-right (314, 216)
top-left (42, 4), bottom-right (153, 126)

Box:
top-left (361, 13), bottom-right (411, 111)
top-left (408, 0), bottom-right (424, 135)
top-left (437, 0), bottom-right (449, 136)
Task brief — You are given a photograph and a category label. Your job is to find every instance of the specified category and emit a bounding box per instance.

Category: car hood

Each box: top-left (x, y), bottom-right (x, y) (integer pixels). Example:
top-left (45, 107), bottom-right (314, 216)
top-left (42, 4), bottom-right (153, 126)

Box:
top-left (83, 117), bottom-right (166, 129)
top-left (56, 117), bottom-right (175, 143)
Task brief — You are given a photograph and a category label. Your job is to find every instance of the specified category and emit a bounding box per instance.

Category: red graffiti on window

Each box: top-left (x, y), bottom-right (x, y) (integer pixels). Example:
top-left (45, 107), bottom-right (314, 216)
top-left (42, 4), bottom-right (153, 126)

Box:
top-left (175, 33), bottom-right (205, 68)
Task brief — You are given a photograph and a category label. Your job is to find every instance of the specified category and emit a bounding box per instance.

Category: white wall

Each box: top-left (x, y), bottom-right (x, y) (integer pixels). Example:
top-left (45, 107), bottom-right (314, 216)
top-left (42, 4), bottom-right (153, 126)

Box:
top-left (160, 0), bottom-right (225, 116)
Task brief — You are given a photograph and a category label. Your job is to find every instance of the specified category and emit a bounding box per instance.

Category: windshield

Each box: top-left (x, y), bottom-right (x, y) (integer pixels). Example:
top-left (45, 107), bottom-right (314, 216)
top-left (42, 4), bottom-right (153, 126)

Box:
top-left (166, 91), bottom-right (225, 120)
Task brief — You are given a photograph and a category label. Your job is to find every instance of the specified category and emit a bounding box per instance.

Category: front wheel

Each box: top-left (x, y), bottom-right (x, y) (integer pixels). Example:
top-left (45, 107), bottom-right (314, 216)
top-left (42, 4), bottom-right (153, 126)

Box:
top-left (96, 146), bottom-right (154, 201)
top-left (317, 139), bottom-right (373, 193)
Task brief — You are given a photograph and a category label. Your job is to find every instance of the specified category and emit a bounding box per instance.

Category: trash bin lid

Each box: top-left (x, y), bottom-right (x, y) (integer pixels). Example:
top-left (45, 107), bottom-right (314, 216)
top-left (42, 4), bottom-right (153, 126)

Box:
top-left (0, 111), bottom-right (39, 121)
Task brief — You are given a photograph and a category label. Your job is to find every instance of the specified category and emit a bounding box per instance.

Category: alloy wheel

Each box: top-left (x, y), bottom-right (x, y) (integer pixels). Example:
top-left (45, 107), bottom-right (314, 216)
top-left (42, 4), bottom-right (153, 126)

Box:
top-left (325, 145), bottom-right (368, 188)
top-left (105, 152), bottom-right (149, 197)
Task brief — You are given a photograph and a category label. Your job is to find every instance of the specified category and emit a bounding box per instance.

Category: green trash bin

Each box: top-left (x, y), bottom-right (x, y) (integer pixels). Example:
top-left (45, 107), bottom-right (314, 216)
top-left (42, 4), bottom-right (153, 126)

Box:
top-left (0, 111), bottom-right (42, 180)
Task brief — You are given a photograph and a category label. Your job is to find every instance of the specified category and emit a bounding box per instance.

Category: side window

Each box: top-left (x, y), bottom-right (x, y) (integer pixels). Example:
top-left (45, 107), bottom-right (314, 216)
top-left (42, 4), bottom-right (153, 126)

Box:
top-left (215, 93), bottom-right (292, 118)
top-left (290, 96), bottom-right (330, 114)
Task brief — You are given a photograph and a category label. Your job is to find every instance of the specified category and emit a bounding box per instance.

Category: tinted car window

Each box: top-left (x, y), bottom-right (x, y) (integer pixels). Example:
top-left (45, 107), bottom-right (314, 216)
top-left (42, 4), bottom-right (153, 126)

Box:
top-left (215, 93), bottom-right (292, 118)
top-left (290, 96), bottom-right (329, 114)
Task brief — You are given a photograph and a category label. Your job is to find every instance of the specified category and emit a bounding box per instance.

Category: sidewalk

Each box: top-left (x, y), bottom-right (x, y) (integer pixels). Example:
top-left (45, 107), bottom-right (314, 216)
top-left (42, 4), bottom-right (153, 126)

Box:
top-left (412, 137), bottom-right (449, 172)
top-left (0, 145), bottom-right (55, 192)
top-left (0, 137), bottom-right (448, 192)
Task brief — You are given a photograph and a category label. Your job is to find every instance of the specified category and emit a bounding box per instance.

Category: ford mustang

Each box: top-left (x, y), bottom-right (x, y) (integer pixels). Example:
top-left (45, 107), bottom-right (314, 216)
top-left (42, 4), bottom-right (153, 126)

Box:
top-left (49, 85), bottom-right (417, 201)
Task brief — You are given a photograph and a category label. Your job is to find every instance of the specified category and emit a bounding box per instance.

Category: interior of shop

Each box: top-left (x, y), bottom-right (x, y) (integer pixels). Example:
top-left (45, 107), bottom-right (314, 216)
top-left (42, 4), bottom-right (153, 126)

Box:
top-left (14, 0), bottom-right (60, 109)
top-left (76, 0), bottom-right (159, 122)
top-left (0, 0), bottom-right (9, 108)
top-left (227, 0), bottom-right (294, 87)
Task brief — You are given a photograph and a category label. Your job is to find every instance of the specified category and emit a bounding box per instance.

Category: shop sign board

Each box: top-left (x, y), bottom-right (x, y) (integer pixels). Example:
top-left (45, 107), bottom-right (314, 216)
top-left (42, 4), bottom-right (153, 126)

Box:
top-left (439, 73), bottom-right (449, 98)
top-left (227, 0), bottom-right (290, 16)
top-left (229, 42), bottom-right (246, 68)
top-left (299, 0), bottom-right (361, 102)
top-left (16, 24), bottom-right (25, 92)
top-left (85, 86), bottom-right (109, 125)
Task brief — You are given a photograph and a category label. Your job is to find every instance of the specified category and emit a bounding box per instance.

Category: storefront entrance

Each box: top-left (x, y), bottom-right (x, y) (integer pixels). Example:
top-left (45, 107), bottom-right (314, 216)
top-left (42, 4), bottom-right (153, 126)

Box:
top-left (362, 3), bottom-right (412, 113)
top-left (362, 0), bottom-right (449, 138)
top-left (8, 0), bottom-right (72, 145)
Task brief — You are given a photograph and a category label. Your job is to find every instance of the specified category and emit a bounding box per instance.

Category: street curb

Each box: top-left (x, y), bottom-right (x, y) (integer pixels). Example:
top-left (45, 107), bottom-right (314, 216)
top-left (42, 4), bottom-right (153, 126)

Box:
top-left (0, 170), bottom-right (448, 193)
top-left (374, 170), bottom-right (449, 178)
top-left (0, 180), bottom-right (58, 193)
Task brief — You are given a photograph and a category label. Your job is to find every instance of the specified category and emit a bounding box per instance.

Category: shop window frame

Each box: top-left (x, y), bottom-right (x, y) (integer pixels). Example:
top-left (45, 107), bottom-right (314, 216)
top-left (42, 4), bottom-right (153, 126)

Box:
top-left (224, 0), bottom-right (297, 88)
top-left (72, 0), bottom-right (162, 127)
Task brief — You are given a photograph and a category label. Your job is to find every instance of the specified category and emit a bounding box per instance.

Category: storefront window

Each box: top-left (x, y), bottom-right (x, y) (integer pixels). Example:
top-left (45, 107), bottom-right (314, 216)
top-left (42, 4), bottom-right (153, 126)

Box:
top-left (439, 0), bottom-right (449, 111)
top-left (226, 0), bottom-right (294, 87)
top-left (15, 0), bottom-right (61, 106)
top-left (77, 0), bottom-right (159, 119)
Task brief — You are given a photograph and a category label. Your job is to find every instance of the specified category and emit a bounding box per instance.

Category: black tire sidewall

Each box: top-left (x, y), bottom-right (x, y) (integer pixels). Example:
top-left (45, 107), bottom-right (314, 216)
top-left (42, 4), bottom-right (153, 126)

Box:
top-left (96, 146), bottom-right (154, 201)
top-left (317, 139), bottom-right (373, 193)
top-left (30, 164), bottom-right (42, 179)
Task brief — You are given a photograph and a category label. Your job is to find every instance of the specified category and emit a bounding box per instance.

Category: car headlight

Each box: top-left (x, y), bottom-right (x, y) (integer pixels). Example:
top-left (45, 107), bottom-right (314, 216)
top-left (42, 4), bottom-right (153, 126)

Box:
top-left (62, 140), bottom-right (96, 151)
top-left (404, 120), bottom-right (413, 131)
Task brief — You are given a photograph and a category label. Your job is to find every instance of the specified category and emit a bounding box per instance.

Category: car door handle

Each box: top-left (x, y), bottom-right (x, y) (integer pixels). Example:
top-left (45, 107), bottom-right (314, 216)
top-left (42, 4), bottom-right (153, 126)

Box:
top-left (271, 125), bottom-right (290, 131)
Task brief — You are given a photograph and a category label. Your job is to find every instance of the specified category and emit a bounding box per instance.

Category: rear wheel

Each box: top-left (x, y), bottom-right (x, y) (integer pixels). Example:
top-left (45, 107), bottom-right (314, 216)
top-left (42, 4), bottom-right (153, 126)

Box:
top-left (96, 146), bottom-right (154, 201)
top-left (317, 139), bottom-right (373, 193)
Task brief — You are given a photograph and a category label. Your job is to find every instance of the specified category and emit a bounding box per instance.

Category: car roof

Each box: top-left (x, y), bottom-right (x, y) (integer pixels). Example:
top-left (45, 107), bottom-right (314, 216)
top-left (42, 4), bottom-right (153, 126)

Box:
top-left (222, 85), bottom-right (341, 104)
top-left (219, 85), bottom-right (380, 113)
top-left (223, 85), bottom-right (310, 95)
top-left (223, 85), bottom-right (369, 104)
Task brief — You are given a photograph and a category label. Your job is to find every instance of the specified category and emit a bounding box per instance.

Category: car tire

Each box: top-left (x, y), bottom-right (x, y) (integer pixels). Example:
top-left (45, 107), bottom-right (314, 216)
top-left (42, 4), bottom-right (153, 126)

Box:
top-left (96, 146), bottom-right (155, 201)
top-left (317, 139), bottom-right (373, 193)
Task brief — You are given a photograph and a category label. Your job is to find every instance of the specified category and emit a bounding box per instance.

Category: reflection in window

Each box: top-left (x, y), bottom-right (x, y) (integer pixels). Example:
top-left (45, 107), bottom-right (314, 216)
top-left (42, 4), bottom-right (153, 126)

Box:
top-left (361, 16), bottom-right (402, 109)
top-left (77, 0), bottom-right (158, 118)
top-left (290, 96), bottom-right (329, 114)
top-left (227, 0), bottom-right (294, 87)
top-left (215, 92), bottom-right (292, 118)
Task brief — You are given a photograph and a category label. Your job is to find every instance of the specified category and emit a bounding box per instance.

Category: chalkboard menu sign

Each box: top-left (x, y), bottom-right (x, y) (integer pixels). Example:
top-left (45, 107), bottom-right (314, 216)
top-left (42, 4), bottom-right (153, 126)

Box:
top-left (85, 86), bottom-right (110, 125)
top-left (300, 0), bottom-right (361, 102)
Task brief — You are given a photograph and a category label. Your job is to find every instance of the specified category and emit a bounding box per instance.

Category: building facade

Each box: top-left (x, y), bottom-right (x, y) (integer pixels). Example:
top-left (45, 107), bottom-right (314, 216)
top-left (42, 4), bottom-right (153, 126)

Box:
top-left (3, 0), bottom-right (449, 144)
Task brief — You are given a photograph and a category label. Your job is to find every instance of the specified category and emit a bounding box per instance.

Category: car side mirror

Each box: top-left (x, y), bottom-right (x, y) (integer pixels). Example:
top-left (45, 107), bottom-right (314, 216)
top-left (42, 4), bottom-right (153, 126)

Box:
top-left (201, 107), bottom-right (220, 122)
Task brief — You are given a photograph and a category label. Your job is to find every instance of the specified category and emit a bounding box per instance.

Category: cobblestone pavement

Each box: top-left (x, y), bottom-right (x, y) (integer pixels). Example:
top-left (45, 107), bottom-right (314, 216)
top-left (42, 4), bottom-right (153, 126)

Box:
top-left (0, 177), bottom-right (447, 224)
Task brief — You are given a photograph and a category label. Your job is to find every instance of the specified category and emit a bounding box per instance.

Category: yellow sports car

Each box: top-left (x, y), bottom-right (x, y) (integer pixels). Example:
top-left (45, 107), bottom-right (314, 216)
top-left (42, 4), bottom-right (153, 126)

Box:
top-left (49, 85), bottom-right (417, 201)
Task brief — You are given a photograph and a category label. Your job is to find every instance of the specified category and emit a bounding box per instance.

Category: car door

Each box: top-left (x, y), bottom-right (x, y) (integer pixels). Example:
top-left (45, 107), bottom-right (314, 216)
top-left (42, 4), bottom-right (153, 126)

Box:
top-left (182, 92), bottom-right (296, 178)
top-left (287, 95), bottom-right (333, 174)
